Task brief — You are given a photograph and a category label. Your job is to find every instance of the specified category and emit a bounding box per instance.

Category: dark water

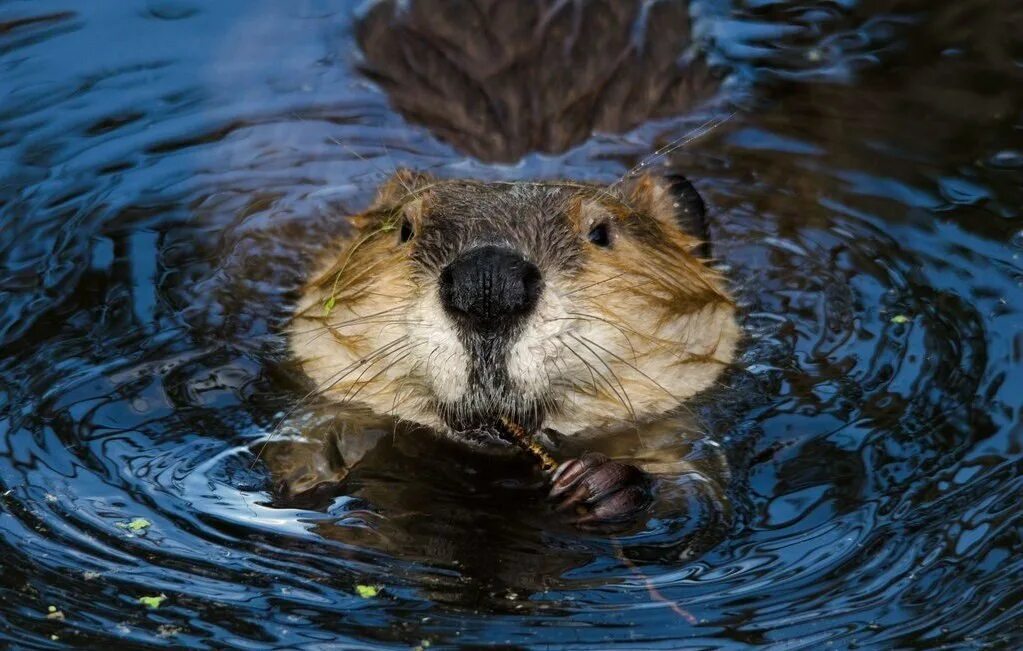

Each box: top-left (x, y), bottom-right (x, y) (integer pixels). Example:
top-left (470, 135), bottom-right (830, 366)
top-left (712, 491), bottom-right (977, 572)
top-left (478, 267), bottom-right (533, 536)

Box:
top-left (2, 1), bottom-right (1022, 648)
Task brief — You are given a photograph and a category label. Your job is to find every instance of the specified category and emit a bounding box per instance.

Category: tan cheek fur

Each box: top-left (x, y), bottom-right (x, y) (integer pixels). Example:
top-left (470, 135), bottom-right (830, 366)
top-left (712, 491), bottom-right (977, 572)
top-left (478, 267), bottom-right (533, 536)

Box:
top-left (288, 234), bottom-right (458, 431)
top-left (534, 230), bottom-right (738, 435)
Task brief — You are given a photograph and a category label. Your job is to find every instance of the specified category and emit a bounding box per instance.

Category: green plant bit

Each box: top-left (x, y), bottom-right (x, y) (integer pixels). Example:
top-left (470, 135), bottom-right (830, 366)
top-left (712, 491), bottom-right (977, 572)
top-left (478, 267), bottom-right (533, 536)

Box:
top-left (116, 517), bottom-right (151, 532)
top-left (322, 211), bottom-right (402, 315)
top-left (138, 594), bottom-right (167, 609)
top-left (355, 584), bottom-right (380, 598)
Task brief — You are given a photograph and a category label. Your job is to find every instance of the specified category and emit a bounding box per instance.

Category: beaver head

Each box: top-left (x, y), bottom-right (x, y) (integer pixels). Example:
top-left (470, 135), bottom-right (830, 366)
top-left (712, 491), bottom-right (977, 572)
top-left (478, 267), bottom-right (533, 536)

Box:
top-left (289, 171), bottom-right (738, 444)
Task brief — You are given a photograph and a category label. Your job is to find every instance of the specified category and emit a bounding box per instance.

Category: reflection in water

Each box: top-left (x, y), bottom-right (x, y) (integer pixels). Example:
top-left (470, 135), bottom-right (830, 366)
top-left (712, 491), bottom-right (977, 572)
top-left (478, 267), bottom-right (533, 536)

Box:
top-left (356, 0), bottom-right (722, 161)
top-left (0, 0), bottom-right (1021, 648)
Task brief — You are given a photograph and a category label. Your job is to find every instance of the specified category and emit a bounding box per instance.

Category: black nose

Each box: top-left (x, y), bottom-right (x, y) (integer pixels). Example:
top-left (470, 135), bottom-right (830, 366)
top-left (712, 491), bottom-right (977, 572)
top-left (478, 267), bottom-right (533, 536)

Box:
top-left (439, 245), bottom-right (543, 329)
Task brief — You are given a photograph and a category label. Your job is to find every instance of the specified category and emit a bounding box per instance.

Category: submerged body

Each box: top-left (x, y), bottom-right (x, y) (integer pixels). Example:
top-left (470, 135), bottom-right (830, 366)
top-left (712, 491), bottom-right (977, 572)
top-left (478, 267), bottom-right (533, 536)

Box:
top-left (275, 171), bottom-right (738, 530)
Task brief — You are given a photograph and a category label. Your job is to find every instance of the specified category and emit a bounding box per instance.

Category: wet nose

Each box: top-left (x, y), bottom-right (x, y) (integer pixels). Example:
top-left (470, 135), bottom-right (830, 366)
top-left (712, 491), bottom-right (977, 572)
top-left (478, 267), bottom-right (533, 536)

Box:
top-left (439, 245), bottom-right (542, 329)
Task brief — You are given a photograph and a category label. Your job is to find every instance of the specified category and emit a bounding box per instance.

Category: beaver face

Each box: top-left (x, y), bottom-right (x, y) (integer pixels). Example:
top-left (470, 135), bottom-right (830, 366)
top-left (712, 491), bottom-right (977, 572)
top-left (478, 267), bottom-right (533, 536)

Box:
top-left (289, 171), bottom-right (738, 444)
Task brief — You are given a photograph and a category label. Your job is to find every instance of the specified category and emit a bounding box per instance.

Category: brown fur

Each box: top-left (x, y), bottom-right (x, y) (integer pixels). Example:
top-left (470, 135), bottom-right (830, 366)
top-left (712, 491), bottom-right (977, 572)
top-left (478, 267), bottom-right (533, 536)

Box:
top-left (356, 0), bottom-right (721, 161)
top-left (288, 172), bottom-right (738, 439)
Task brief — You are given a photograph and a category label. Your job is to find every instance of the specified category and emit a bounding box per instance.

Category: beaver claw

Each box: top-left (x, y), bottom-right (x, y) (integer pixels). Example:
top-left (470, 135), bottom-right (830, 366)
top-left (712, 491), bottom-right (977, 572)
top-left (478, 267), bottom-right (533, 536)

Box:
top-left (549, 453), bottom-right (654, 529)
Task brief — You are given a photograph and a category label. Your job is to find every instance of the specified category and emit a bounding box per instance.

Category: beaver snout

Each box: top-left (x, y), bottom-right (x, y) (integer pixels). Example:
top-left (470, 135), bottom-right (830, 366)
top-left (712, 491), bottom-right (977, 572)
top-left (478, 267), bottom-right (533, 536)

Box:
top-left (439, 245), bottom-right (543, 330)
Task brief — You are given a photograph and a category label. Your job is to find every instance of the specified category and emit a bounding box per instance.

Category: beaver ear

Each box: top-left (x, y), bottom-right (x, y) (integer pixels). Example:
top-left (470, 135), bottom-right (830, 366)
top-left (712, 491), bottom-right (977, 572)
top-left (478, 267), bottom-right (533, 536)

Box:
top-left (372, 169), bottom-right (436, 208)
top-left (624, 173), bottom-right (711, 258)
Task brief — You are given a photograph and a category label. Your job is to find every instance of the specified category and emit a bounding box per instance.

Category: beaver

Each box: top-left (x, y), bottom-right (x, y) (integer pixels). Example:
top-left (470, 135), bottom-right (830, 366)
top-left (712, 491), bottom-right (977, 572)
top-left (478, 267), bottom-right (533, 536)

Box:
top-left (274, 170), bottom-right (739, 529)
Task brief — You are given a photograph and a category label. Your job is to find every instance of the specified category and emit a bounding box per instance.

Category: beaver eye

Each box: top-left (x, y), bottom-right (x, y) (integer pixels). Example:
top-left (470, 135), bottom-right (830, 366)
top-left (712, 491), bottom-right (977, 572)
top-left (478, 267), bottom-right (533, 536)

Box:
top-left (399, 218), bottom-right (414, 243)
top-left (587, 222), bottom-right (612, 247)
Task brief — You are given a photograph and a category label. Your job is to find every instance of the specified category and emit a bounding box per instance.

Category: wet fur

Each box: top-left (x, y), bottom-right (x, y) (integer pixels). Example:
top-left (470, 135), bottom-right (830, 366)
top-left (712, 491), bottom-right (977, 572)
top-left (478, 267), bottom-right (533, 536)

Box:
top-left (288, 171), bottom-right (739, 444)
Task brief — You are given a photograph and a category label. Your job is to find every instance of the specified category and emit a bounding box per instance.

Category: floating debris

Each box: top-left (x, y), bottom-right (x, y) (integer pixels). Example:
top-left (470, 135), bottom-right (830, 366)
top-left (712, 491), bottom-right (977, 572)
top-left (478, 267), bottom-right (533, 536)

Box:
top-left (355, 585), bottom-right (380, 599)
top-left (116, 518), bottom-right (152, 533)
top-left (890, 314), bottom-right (911, 324)
top-left (138, 594), bottom-right (167, 609)
top-left (157, 624), bottom-right (182, 638)
top-left (497, 418), bottom-right (559, 473)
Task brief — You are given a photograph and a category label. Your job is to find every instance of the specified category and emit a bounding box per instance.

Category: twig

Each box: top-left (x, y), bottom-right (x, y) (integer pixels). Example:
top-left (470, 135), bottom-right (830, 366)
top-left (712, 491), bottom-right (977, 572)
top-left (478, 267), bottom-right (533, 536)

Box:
top-left (499, 418), bottom-right (696, 623)
top-left (498, 417), bottom-right (559, 473)
top-left (612, 538), bottom-right (698, 625)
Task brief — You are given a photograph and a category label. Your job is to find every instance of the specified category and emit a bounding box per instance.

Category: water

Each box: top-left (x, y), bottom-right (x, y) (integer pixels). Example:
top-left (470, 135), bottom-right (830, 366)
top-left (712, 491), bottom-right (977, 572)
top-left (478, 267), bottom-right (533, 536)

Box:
top-left (1, 1), bottom-right (1021, 648)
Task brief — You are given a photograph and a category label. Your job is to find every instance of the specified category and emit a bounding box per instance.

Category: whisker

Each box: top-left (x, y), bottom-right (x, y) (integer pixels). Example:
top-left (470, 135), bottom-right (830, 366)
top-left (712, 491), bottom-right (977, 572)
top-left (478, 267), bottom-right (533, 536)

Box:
top-left (336, 342), bottom-right (422, 406)
top-left (325, 339), bottom-right (414, 405)
top-left (565, 278), bottom-right (659, 304)
top-left (296, 303), bottom-right (410, 325)
top-left (389, 356), bottom-right (428, 418)
top-left (329, 135), bottom-right (399, 187)
top-left (610, 110), bottom-right (737, 188)
top-left (249, 336), bottom-right (410, 465)
top-left (567, 333), bottom-right (636, 422)
top-left (559, 337), bottom-right (636, 426)
top-left (562, 272), bottom-right (629, 297)
top-left (578, 334), bottom-right (688, 408)
top-left (557, 335), bottom-right (603, 399)
top-left (559, 311), bottom-right (639, 361)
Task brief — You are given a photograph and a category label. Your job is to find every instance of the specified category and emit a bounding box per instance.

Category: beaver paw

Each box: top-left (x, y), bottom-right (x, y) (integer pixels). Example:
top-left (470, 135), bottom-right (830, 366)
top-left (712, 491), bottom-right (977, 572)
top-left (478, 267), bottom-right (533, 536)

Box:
top-left (549, 453), bottom-right (654, 529)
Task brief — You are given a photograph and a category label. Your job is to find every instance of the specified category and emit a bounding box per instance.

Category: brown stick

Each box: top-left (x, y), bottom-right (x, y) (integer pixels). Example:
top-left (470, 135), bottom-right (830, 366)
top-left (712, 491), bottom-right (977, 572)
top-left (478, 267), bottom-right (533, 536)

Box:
top-left (612, 539), bottom-right (698, 624)
top-left (500, 419), bottom-right (697, 623)
top-left (498, 417), bottom-right (559, 473)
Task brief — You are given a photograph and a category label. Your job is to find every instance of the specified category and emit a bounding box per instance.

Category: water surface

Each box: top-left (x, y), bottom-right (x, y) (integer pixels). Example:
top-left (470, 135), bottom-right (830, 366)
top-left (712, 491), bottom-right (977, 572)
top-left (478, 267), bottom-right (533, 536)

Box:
top-left (1, 1), bottom-right (1021, 648)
